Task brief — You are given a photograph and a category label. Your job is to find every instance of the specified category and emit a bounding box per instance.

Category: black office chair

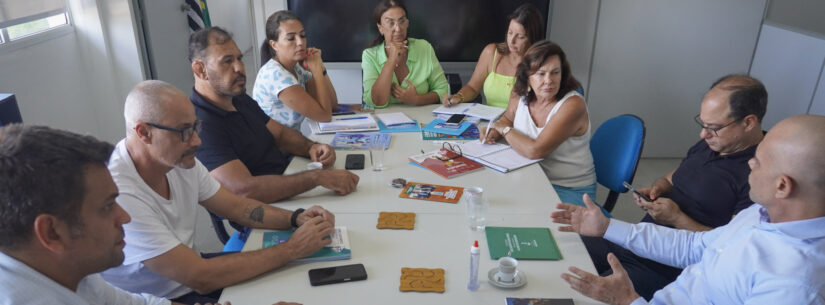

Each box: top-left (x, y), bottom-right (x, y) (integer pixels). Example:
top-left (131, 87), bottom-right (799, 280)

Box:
top-left (0, 94), bottom-right (23, 126)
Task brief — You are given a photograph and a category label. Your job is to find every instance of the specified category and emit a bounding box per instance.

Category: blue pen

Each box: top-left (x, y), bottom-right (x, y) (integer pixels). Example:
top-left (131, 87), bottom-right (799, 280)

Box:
top-left (337, 116), bottom-right (368, 120)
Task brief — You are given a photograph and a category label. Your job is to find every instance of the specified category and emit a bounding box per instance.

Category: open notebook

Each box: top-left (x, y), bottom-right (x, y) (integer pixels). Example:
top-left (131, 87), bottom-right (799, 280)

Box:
top-left (458, 141), bottom-right (542, 173)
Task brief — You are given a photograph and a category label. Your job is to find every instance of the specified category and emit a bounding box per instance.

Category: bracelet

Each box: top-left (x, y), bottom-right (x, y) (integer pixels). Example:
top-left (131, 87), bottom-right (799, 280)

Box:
top-left (290, 208), bottom-right (305, 228)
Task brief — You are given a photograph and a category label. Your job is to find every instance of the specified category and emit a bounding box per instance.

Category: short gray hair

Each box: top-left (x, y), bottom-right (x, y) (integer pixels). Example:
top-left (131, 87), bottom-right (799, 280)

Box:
top-left (123, 80), bottom-right (181, 136)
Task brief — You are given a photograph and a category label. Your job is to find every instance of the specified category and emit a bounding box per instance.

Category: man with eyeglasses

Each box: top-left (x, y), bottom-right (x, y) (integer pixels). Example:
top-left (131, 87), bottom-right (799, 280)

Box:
top-left (187, 27), bottom-right (359, 204)
top-left (581, 74), bottom-right (768, 300)
top-left (101, 80), bottom-right (325, 305)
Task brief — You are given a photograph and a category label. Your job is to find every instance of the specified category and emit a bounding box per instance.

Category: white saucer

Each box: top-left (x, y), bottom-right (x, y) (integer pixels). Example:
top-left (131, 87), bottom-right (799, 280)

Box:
top-left (487, 267), bottom-right (526, 289)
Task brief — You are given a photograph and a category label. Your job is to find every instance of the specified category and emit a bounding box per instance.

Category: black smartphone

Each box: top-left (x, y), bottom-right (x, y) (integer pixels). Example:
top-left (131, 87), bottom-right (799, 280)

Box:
top-left (345, 154), bottom-right (365, 170)
top-left (308, 263), bottom-right (367, 286)
top-left (623, 181), bottom-right (653, 202)
top-left (445, 114), bottom-right (466, 125)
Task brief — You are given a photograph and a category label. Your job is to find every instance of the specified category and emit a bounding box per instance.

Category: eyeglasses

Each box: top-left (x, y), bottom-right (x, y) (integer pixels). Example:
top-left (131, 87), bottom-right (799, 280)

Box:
top-left (436, 142), bottom-right (463, 161)
top-left (382, 17), bottom-right (408, 28)
top-left (693, 114), bottom-right (742, 136)
top-left (146, 119), bottom-right (202, 142)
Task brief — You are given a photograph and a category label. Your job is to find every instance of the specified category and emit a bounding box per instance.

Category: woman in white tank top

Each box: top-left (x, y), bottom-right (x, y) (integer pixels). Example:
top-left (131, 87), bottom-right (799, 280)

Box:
top-left (482, 40), bottom-right (598, 209)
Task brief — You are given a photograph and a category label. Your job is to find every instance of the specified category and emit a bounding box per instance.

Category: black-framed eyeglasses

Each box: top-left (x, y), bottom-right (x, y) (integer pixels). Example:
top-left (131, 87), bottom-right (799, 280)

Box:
top-left (146, 119), bottom-right (202, 142)
top-left (693, 114), bottom-right (742, 136)
top-left (437, 142), bottom-right (463, 161)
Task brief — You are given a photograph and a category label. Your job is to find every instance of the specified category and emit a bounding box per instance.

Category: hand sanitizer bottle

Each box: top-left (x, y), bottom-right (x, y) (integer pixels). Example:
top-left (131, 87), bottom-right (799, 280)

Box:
top-left (467, 240), bottom-right (480, 291)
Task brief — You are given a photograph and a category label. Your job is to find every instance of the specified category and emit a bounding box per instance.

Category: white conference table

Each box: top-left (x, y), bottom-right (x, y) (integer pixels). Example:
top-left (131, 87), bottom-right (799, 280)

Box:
top-left (219, 104), bottom-right (603, 305)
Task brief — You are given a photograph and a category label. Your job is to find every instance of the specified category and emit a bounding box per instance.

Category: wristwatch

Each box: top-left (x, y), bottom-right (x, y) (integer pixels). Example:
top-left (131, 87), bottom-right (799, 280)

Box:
top-left (501, 126), bottom-right (512, 136)
top-left (290, 208), bottom-right (305, 228)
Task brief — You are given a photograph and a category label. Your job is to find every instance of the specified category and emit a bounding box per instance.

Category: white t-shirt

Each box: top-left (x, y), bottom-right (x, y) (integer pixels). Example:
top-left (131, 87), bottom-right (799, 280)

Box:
top-left (101, 140), bottom-right (221, 299)
top-left (513, 91), bottom-right (596, 187)
top-left (0, 251), bottom-right (169, 305)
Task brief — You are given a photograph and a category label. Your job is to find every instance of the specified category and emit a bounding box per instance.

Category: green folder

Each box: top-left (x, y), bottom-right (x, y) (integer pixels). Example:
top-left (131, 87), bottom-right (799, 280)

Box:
top-left (485, 227), bottom-right (563, 260)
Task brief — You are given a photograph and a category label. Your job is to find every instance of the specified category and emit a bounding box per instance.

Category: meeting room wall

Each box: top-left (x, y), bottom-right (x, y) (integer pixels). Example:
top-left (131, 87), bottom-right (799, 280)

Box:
top-left (0, 0), bottom-right (144, 143)
top-left (748, 0), bottom-right (825, 129)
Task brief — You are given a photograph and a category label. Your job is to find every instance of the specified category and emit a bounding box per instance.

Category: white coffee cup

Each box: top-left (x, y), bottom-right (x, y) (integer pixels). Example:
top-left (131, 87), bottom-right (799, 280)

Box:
top-left (306, 162), bottom-right (323, 170)
top-left (496, 256), bottom-right (518, 283)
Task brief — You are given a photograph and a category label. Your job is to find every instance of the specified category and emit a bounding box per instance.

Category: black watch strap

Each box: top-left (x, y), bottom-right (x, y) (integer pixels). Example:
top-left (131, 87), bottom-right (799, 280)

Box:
top-left (290, 208), bottom-right (305, 228)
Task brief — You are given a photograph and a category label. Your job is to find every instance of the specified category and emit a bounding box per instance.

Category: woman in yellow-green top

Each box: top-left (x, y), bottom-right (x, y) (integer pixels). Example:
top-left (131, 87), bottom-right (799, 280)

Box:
top-left (361, 0), bottom-right (449, 108)
top-left (442, 3), bottom-right (544, 109)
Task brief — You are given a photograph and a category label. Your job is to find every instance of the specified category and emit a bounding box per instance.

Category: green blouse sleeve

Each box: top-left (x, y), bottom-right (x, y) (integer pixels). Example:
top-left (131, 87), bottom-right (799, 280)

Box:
top-left (425, 43), bottom-right (449, 100)
top-left (360, 46), bottom-right (389, 108)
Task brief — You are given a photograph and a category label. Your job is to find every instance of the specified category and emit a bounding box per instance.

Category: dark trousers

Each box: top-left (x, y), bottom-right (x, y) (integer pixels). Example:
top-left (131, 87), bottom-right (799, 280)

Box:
top-left (581, 236), bottom-right (682, 300)
top-left (170, 251), bottom-right (238, 305)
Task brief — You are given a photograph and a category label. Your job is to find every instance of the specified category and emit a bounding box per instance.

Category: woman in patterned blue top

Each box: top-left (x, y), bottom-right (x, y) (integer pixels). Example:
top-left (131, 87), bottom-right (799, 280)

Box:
top-left (253, 10), bottom-right (338, 130)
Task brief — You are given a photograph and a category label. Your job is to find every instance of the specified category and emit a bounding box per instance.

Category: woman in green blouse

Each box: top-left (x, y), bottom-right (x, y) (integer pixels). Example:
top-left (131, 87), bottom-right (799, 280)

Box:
top-left (361, 0), bottom-right (449, 108)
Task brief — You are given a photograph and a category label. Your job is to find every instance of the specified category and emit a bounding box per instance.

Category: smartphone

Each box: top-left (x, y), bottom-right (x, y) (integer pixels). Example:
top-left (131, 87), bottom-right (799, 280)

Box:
top-left (308, 263), bottom-right (367, 286)
top-left (445, 114), bottom-right (466, 125)
top-left (345, 154), bottom-right (365, 170)
top-left (623, 181), bottom-right (653, 202)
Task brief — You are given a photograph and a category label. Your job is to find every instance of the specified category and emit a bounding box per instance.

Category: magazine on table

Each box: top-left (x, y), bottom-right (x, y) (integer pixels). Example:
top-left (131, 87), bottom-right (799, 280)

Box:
top-left (263, 226), bottom-right (351, 262)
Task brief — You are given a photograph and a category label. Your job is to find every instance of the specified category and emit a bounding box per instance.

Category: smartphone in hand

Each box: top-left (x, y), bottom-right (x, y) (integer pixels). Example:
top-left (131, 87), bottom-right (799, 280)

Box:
top-left (623, 181), bottom-right (653, 202)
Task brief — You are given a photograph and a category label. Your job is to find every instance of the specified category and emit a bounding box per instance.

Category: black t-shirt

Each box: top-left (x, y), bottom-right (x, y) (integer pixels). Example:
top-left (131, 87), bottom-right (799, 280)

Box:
top-left (642, 139), bottom-right (756, 228)
top-left (191, 89), bottom-right (290, 176)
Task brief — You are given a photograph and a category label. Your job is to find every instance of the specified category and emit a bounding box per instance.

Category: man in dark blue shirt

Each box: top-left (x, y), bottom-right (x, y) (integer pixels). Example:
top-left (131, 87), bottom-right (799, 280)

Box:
top-left (188, 27), bottom-right (358, 203)
top-left (585, 74), bottom-right (768, 300)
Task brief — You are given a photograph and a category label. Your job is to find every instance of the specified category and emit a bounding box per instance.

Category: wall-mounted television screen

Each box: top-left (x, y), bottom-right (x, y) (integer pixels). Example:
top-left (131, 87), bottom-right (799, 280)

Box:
top-left (287, 0), bottom-right (549, 63)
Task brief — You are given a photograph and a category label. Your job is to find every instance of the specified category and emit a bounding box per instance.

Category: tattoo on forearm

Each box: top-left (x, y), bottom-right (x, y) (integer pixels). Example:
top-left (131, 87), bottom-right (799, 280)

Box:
top-left (248, 205), bottom-right (264, 223)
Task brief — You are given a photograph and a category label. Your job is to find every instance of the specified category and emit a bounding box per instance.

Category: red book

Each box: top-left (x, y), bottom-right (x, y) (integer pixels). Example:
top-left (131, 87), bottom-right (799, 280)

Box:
top-left (408, 148), bottom-right (485, 179)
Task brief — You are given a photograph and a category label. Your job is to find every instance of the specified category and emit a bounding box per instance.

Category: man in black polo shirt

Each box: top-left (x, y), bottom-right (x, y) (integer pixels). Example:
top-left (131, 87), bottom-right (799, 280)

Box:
top-left (584, 74), bottom-right (768, 300)
top-left (188, 27), bottom-right (359, 203)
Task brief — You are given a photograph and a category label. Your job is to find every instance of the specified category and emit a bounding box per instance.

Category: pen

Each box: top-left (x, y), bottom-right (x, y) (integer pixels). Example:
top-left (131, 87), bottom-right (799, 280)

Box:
top-left (482, 121), bottom-right (493, 144)
top-left (338, 116), bottom-right (368, 121)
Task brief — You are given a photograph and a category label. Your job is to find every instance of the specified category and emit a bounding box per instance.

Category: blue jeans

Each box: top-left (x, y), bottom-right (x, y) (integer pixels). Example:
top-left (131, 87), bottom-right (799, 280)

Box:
top-left (552, 183), bottom-right (611, 217)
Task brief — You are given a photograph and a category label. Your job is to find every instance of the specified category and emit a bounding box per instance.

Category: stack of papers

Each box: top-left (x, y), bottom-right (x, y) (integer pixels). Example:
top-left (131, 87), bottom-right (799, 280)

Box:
top-left (457, 142), bottom-right (542, 173)
top-left (308, 114), bottom-right (379, 134)
top-left (432, 103), bottom-right (505, 121)
top-left (376, 112), bottom-right (415, 126)
top-left (376, 112), bottom-right (419, 133)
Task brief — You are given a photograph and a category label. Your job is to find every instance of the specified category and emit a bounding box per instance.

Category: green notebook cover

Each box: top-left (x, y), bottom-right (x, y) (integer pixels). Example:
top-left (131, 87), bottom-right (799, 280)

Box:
top-left (485, 226), bottom-right (562, 260)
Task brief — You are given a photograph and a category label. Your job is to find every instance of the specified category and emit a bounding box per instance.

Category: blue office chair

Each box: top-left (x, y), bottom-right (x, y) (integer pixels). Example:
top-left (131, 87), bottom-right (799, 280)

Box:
top-left (209, 212), bottom-right (250, 252)
top-left (590, 114), bottom-right (646, 212)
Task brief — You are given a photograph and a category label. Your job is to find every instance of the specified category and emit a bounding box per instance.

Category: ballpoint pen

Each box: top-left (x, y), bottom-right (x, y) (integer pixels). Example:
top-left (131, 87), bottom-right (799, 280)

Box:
top-left (338, 116), bottom-right (368, 120)
top-left (482, 120), bottom-right (493, 144)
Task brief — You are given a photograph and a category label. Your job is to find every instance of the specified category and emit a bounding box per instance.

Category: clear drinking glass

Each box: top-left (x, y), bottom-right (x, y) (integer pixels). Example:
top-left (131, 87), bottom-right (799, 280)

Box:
top-left (369, 136), bottom-right (385, 171)
top-left (465, 187), bottom-right (487, 231)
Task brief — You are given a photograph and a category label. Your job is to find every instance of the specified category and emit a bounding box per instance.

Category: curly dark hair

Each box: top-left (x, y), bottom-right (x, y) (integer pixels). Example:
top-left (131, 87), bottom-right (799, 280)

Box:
top-left (512, 40), bottom-right (580, 103)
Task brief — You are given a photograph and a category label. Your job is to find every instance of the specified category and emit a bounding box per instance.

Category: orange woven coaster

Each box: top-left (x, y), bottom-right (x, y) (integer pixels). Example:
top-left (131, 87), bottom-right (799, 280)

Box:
top-left (376, 212), bottom-right (416, 230)
top-left (399, 267), bottom-right (445, 293)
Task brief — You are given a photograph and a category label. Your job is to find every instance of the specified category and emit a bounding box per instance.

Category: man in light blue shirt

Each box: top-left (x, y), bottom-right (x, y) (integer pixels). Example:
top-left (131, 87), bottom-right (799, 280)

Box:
top-left (552, 114), bottom-right (825, 305)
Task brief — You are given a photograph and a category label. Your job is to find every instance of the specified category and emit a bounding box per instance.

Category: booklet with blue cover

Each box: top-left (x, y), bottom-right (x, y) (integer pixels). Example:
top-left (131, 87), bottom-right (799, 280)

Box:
top-left (421, 119), bottom-right (472, 136)
top-left (263, 226), bottom-right (351, 263)
top-left (330, 132), bottom-right (391, 150)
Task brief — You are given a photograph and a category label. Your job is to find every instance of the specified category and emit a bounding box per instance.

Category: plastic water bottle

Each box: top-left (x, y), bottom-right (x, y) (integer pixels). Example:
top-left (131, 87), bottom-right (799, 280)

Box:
top-left (467, 240), bottom-right (480, 291)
